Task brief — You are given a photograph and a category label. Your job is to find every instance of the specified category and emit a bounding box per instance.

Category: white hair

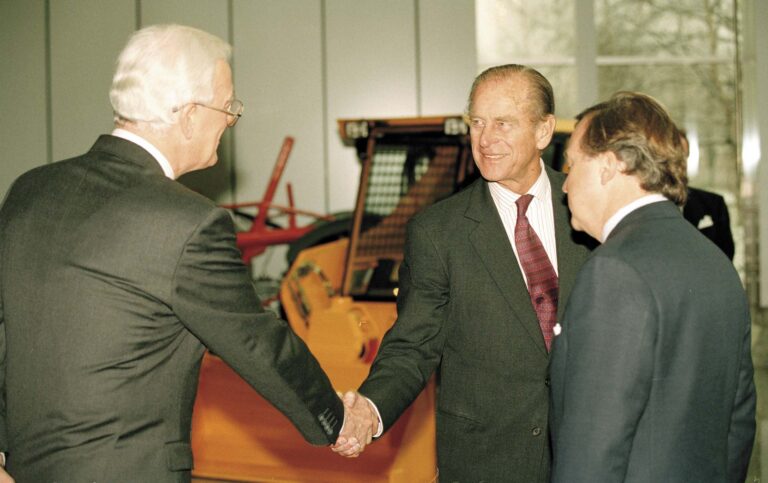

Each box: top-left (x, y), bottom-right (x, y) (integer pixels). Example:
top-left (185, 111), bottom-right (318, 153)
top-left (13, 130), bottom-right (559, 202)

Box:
top-left (109, 24), bottom-right (231, 128)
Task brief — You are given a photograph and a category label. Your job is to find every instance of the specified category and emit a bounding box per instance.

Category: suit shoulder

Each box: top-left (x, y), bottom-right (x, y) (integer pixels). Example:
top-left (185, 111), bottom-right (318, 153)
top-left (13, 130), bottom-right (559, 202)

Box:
top-left (411, 180), bottom-right (477, 227)
top-left (2, 157), bottom-right (86, 209)
top-left (685, 187), bottom-right (728, 213)
top-left (129, 177), bottom-right (225, 233)
top-left (688, 186), bottom-right (725, 201)
top-left (9, 155), bottom-right (80, 185)
top-left (600, 216), bottom-right (732, 272)
top-left (156, 178), bottom-right (218, 211)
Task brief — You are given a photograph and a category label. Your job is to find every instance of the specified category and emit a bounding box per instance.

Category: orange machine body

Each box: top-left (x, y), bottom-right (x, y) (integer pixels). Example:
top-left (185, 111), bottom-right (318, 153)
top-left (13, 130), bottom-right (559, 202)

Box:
top-left (191, 238), bottom-right (437, 482)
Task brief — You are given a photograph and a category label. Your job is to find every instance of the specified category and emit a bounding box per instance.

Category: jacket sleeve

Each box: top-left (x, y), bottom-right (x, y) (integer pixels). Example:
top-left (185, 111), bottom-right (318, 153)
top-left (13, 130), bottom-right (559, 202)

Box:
top-left (0, 238), bottom-right (6, 452)
top-left (170, 207), bottom-right (344, 445)
top-left (358, 217), bottom-right (448, 431)
top-left (727, 303), bottom-right (756, 483)
top-left (0, 194), bottom-right (8, 453)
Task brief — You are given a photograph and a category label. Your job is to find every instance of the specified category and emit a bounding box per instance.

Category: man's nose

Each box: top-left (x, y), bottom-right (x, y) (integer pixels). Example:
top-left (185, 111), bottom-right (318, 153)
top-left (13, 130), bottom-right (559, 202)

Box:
top-left (479, 125), bottom-right (496, 147)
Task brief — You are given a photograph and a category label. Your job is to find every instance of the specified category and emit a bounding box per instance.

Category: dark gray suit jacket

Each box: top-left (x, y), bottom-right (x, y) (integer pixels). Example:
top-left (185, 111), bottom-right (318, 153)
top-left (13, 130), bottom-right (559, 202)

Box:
top-left (549, 200), bottom-right (755, 482)
top-left (0, 136), bottom-right (343, 483)
top-left (359, 169), bottom-right (592, 482)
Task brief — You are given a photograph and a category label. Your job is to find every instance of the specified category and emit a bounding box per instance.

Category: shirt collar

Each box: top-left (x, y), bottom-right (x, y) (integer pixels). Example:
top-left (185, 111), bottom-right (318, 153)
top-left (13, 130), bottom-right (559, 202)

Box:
top-left (111, 128), bottom-right (176, 179)
top-left (601, 193), bottom-right (668, 242)
top-left (488, 159), bottom-right (551, 205)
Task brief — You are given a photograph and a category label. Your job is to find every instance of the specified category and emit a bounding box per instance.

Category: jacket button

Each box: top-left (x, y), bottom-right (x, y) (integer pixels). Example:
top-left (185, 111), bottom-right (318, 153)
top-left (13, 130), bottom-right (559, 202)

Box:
top-left (532, 427), bottom-right (542, 436)
top-left (544, 378), bottom-right (550, 386)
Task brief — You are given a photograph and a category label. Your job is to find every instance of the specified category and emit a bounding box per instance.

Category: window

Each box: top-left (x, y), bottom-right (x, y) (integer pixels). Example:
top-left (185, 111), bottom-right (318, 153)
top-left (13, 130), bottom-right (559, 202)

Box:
top-left (476, 0), bottom-right (741, 264)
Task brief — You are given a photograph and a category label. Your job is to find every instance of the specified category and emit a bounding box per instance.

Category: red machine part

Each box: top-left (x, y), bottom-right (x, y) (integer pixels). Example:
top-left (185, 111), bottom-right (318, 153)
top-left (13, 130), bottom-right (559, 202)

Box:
top-left (220, 136), bottom-right (334, 264)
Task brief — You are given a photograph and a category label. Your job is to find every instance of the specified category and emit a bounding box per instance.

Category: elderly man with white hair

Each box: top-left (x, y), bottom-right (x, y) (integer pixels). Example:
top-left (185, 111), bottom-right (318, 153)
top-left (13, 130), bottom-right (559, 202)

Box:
top-left (0, 24), bottom-right (373, 482)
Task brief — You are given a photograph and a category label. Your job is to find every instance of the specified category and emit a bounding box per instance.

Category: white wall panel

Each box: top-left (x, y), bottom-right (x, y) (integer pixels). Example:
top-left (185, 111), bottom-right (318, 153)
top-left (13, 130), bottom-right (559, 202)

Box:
top-left (0, 0), bottom-right (478, 279)
top-left (49, 0), bottom-right (135, 162)
top-left (232, 0), bottom-right (325, 210)
top-left (140, 0), bottom-right (229, 39)
top-left (0, 0), bottom-right (47, 196)
top-left (325, 0), bottom-right (419, 213)
top-left (232, 0), bottom-right (326, 278)
top-left (141, 0), bottom-right (233, 203)
top-left (418, 0), bottom-right (476, 116)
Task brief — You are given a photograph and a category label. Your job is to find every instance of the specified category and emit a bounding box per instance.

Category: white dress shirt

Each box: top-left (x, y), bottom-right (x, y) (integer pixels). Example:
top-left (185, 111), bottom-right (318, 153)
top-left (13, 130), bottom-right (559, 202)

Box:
top-left (111, 128), bottom-right (176, 180)
top-left (601, 194), bottom-right (668, 242)
top-left (488, 160), bottom-right (559, 283)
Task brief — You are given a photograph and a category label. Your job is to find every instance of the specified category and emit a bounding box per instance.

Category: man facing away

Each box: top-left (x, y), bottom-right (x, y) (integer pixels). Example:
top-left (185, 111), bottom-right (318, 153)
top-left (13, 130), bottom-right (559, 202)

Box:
top-left (549, 91), bottom-right (755, 482)
top-left (0, 24), bottom-right (372, 483)
top-left (333, 65), bottom-right (593, 481)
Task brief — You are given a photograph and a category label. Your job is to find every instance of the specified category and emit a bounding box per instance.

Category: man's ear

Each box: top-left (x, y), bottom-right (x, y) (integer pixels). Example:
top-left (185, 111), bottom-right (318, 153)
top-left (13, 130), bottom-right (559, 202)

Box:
top-left (178, 104), bottom-right (196, 140)
top-left (535, 114), bottom-right (556, 150)
top-left (599, 151), bottom-right (626, 185)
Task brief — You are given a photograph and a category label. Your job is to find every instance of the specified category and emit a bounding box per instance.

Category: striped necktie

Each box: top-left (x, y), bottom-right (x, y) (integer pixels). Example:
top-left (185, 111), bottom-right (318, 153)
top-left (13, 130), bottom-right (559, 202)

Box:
top-left (514, 194), bottom-right (559, 351)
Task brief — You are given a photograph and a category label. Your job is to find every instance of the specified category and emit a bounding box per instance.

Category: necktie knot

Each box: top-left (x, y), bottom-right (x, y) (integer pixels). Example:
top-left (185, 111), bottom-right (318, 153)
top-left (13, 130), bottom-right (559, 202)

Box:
top-left (516, 194), bottom-right (534, 218)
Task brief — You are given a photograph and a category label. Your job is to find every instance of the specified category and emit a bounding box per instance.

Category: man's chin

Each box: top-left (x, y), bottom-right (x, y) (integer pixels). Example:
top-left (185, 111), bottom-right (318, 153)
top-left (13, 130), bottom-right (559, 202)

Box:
top-left (569, 217), bottom-right (584, 233)
top-left (475, 168), bottom-right (503, 183)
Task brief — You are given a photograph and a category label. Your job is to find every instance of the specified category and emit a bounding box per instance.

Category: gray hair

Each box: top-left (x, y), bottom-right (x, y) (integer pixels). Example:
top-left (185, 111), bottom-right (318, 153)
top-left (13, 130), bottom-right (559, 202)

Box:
top-left (109, 24), bottom-right (231, 128)
top-left (467, 64), bottom-right (555, 121)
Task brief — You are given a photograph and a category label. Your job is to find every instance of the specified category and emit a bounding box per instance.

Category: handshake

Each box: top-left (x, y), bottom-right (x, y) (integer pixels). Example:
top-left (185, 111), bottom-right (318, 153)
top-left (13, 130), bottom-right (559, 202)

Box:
top-left (330, 391), bottom-right (381, 458)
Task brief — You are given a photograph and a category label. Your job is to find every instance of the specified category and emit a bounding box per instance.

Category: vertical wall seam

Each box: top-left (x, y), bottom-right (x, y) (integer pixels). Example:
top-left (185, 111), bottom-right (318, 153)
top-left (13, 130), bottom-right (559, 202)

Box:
top-left (733, 0), bottom-right (743, 184)
top-left (321, 0), bottom-right (330, 214)
top-left (44, 0), bottom-right (52, 164)
top-left (228, 0), bottom-right (237, 204)
top-left (414, 0), bottom-right (422, 116)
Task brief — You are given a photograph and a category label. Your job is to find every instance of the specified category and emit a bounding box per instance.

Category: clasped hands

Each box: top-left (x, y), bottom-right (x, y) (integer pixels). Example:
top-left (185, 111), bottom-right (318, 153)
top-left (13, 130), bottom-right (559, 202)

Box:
top-left (331, 391), bottom-right (379, 458)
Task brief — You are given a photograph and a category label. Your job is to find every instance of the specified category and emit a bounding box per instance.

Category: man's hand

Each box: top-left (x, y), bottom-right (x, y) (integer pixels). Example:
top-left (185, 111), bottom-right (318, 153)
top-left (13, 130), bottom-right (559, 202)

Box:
top-left (331, 391), bottom-right (378, 457)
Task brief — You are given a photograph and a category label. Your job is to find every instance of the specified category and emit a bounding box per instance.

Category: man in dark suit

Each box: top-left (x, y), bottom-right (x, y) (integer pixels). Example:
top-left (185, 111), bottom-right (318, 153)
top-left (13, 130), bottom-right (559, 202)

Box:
top-left (678, 132), bottom-right (736, 259)
top-left (550, 92), bottom-right (755, 482)
top-left (0, 24), bottom-right (372, 482)
top-left (332, 65), bottom-right (592, 481)
top-left (684, 186), bottom-right (736, 259)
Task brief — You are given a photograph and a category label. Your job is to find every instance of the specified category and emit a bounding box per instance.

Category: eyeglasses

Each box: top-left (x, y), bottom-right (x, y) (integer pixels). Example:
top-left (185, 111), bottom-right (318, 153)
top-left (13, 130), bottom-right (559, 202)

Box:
top-left (173, 99), bottom-right (244, 127)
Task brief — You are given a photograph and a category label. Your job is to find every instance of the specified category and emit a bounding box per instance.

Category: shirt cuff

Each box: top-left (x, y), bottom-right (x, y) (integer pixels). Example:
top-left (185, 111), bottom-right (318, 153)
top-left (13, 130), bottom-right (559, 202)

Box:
top-left (363, 396), bottom-right (384, 438)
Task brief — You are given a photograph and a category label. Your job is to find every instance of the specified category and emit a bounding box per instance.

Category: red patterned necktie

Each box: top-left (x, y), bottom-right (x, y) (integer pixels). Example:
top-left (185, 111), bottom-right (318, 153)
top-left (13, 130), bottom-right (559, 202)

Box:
top-left (514, 194), bottom-right (559, 351)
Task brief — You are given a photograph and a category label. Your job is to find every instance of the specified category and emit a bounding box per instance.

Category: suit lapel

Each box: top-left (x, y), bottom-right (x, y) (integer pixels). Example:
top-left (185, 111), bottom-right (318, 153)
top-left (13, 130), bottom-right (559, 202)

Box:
top-left (548, 167), bottom-right (581, 321)
top-left (465, 180), bottom-right (547, 355)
